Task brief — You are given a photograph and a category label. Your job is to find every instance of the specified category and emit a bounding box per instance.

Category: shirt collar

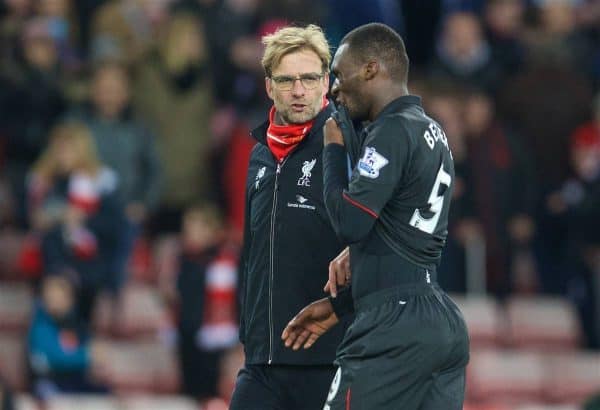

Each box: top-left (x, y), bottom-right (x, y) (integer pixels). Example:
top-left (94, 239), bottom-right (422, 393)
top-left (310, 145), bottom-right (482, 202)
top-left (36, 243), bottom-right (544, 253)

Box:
top-left (364, 95), bottom-right (422, 132)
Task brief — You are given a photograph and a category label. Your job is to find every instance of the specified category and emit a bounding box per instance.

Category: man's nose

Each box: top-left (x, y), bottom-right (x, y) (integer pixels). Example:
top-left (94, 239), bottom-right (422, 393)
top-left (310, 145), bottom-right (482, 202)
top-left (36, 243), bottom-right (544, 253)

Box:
top-left (291, 79), bottom-right (306, 96)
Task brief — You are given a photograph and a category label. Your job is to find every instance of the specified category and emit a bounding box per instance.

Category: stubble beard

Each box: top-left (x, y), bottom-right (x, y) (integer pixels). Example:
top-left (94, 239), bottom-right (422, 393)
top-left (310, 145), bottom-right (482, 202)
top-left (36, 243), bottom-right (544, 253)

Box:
top-left (279, 101), bottom-right (321, 125)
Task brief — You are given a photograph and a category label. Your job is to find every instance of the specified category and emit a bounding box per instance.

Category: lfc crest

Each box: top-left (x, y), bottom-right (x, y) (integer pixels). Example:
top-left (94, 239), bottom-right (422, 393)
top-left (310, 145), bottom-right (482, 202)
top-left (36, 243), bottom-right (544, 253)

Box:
top-left (297, 159), bottom-right (316, 186)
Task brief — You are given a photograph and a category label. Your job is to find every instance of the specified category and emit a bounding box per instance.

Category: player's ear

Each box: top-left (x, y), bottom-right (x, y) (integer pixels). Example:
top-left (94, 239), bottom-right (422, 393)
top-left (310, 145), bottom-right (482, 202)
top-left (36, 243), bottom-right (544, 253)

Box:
top-left (363, 61), bottom-right (379, 81)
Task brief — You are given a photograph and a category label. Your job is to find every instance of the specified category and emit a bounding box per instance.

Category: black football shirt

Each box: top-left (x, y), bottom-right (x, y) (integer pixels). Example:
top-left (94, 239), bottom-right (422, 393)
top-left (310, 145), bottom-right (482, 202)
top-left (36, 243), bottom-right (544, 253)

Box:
top-left (329, 95), bottom-right (455, 268)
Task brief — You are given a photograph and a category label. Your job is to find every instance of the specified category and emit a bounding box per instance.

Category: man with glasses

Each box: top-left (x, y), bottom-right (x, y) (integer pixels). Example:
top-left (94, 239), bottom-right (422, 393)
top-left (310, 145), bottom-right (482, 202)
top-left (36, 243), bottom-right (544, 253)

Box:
top-left (230, 24), bottom-right (350, 410)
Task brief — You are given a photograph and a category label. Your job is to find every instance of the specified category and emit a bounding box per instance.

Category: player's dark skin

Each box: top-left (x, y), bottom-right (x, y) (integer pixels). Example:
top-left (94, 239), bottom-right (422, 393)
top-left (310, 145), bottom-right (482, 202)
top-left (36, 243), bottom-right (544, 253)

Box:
top-left (282, 42), bottom-right (410, 351)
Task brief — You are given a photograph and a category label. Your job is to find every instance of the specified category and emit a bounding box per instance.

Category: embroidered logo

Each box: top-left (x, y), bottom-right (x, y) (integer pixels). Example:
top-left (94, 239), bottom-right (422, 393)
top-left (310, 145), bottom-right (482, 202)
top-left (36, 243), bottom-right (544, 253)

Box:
top-left (358, 147), bottom-right (389, 179)
top-left (296, 195), bottom-right (308, 204)
top-left (287, 194), bottom-right (315, 210)
top-left (297, 159), bottom-right (316, 186)
top-left (255, 166), bottom-right (266, 189)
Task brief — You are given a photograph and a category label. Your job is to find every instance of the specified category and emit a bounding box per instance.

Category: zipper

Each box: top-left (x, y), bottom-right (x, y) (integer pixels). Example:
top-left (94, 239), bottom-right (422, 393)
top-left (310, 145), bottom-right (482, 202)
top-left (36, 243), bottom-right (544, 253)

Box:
top-left (268, 159), bottom-right (285, 364)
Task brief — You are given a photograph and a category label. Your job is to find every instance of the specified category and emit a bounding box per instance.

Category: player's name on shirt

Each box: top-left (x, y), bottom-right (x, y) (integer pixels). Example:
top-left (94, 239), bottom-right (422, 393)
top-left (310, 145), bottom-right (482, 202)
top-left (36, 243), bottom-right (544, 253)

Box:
top-left (423, 122), bottom-right (450, 152)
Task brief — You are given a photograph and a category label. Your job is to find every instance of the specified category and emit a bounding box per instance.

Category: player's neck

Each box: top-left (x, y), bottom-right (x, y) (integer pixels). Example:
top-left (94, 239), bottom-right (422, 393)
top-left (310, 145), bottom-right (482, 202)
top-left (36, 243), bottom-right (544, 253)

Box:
top-left (369, 84), bottom-right (409, 121)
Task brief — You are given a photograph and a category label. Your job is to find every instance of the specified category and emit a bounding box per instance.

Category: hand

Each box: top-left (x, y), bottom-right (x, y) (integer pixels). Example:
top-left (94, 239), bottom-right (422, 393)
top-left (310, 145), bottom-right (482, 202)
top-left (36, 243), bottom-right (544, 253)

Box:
top-left (324, 247), bottom-right (350, 297)
top-left (323, 117), bottom-right (345, 146)
top-left (281, 298), bottom-right (339, 350)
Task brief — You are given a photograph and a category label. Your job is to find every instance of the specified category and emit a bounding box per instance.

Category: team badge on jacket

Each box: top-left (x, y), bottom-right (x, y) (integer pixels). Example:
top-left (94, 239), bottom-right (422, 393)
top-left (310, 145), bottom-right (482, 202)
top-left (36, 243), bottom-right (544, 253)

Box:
top-left (358, 147), bottom-right (388, 179)
top-left (297, 159), bottom-right (316, 186)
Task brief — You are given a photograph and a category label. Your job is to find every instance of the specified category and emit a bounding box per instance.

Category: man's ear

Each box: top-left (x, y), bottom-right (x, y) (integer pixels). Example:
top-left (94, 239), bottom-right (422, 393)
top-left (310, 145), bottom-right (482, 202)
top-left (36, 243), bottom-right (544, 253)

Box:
top-left (265, 77), bottom-right (274, 100)
top-left (363, 61), bottom-right (379, 81)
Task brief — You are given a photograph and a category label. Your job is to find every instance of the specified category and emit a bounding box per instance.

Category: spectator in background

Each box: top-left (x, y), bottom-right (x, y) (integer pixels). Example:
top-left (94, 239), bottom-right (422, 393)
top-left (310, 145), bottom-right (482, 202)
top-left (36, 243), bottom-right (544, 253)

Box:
top-left (34, 0), bottom-right (81, 71)
top-left (545, 97), bottom-right (600, 347)
top-left (185, 0), bottom-right (266, 108)
top-left (463, 89), bottom-right (536, 294)
top-left (0, 374), bottom-right (15, 410)
top-left (163, 204), bottom-right (238, 400)
top-left (28, 274), bottom-right (107, 399)
top-left (0, 0), bottom-right (32, 61)
top-left (426, 84), bottom-right (478, 293)
top-left (68, 61), bottom-right (162, 292)
top-left (134, 12), bottom-right (215, 233)
top-left (524, 0), bottom-right (594, 79)
top-left (1, 17), bottom-right (67, 227)
top-left (28, 122), bottom-right (125, 322)
top-left (430, 11), bottom-right (501, 93)
top-left (90, 0), bottom-right (173, 65)
top-left (498, 51), bottom-right (593, 194)
top-left (482, 0), bottom-right (526, 79)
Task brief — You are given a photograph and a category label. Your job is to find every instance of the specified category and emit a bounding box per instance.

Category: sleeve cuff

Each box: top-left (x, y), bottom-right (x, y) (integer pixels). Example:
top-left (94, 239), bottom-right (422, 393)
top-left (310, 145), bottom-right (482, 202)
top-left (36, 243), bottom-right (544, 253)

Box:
top-left (328, 286), bottom-right (355, 318)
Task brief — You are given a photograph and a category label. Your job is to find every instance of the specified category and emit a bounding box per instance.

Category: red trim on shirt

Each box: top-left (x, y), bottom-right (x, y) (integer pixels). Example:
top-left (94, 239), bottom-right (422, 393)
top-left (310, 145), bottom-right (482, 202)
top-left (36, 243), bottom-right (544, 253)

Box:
top-left (342, 192), bottom-right (378, 218)
top-left (346, 388), bottom-right (352, 410)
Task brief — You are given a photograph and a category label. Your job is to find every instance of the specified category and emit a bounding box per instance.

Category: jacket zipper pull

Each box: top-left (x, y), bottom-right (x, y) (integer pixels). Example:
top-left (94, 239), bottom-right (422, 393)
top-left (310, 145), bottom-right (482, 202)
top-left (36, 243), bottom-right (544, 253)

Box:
top-left (275, 163), bottom-right (282, 190)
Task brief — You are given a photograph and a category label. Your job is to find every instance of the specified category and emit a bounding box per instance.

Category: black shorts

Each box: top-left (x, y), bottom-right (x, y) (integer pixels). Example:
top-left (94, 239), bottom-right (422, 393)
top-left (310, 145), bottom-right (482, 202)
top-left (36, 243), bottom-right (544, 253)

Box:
top-left (324, 283), bottom-right (470, 410)
top-left (230, 364), bottom-right (337, 410)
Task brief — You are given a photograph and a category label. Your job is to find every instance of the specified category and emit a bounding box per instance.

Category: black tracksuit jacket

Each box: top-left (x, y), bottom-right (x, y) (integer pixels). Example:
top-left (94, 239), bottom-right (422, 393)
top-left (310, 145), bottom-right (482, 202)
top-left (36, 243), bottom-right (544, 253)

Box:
top-left (239, 103), bottom-right (348, 365)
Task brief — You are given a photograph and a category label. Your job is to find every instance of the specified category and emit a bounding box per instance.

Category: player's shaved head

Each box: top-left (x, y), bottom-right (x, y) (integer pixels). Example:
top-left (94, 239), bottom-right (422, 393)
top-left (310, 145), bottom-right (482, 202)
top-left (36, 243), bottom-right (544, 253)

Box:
top-left (339, 23), bottom-right (409, 83)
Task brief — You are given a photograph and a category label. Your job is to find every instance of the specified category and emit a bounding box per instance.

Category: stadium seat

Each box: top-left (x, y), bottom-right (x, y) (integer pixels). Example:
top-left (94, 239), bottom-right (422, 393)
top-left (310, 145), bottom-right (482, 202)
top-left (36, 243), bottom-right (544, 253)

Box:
top-left (202, 398), bottom-right (229, 410)
top-left (0, 282), bottom-right (32, 332)
top-left (505, 296), bottom-right (580, 350)
top-left (514, 405), bottom-right (579, 410)
top-left (15, 394), bottom-right (38, 410)
top-left (451, 294), bottom-right (503, 347)
top-left (100, 340), bottom-right (179, 393)
top-left (46, 395), bottom-right (119, 410)
top-left (0, 333), bottom-right (26, 391)
top-left (544, 352), bottom-right (600, 403)
top-left (467, 349), bottom-right (545, 402)
top-left (463, 402), bottom-right (512, 410)
top-left (93, 285), bottom-right (169, 338)
top-left (0, 231), bottom-right (26, 280)
top-left (121, 395), bottom-right (197, 410)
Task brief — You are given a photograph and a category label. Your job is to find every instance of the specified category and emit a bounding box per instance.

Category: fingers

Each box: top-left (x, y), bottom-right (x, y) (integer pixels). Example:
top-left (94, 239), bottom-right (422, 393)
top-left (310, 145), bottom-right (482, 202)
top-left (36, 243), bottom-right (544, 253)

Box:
top-left (282, 323), bottom-right (313, 351)
top-left (293, 329), bottom-right (311, 350)
top-left (304, 333), bottom-right (320, 349)
top-left (323, 117), bottom-right (344, 146)
top-left (282, 319), bottom-right (300, 348)
top-left (328, 260), bottom-right (338, 297)
top-left (326, 247), bottom-right (351, 297)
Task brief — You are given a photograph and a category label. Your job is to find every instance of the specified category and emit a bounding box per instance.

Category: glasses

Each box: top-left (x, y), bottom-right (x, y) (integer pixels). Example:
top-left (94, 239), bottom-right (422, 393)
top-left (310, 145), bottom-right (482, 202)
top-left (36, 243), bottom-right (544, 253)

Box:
top-left (270, 73), bottom-right (324, 91)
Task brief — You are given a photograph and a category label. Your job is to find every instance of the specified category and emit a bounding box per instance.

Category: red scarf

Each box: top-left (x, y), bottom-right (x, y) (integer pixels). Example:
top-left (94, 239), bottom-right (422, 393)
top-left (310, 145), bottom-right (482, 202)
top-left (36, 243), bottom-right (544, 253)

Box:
top-left (266, 98), bottom-right (328, 162)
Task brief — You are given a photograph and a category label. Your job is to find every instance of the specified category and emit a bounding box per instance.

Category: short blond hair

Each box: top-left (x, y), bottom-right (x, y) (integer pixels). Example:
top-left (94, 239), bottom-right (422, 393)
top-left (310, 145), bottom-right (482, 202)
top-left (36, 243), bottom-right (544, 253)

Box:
top-left (261, 24), bottom-right (331, 77)
top-left (33, 122), bottom-right (102, 181)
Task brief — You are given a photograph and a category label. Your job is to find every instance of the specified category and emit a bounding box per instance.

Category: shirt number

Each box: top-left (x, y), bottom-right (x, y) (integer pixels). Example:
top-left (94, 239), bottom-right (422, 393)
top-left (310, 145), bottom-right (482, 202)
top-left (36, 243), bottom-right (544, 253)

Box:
top-left (409, 164), bottom-right (451, 234)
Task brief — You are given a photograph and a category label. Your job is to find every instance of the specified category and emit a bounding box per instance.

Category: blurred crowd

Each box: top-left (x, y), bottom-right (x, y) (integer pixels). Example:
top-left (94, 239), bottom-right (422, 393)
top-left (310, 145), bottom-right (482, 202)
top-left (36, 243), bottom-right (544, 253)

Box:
top-left (0, 0), bottom-right (599, 407)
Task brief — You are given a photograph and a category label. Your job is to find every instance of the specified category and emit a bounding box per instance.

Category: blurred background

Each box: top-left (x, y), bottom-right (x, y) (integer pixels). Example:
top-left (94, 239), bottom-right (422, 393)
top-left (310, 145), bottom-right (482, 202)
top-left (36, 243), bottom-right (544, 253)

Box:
top-left (0, 0), bottom-right (599, 409)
